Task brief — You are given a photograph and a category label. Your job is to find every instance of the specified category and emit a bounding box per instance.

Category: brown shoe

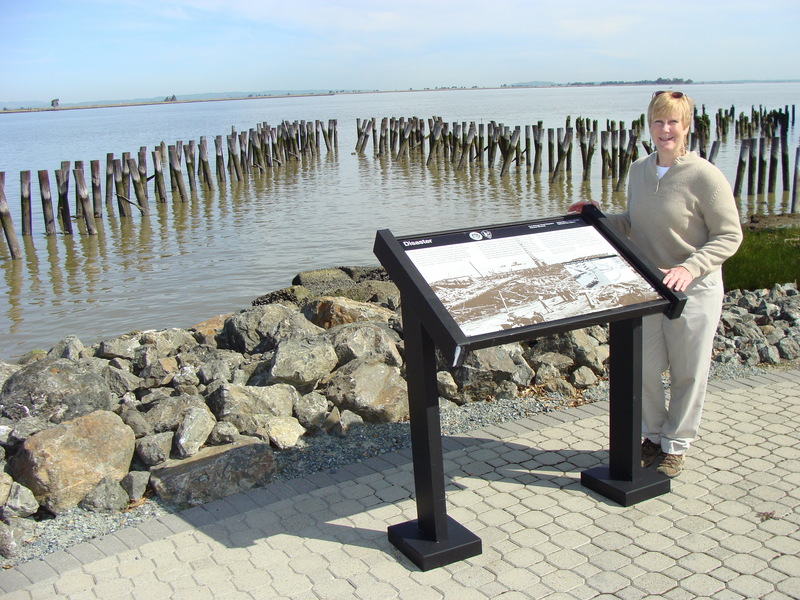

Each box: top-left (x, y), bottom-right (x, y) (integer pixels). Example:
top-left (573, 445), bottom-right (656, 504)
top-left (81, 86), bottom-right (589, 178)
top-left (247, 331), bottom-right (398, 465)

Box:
top-left (656, 453), bottom-right (685, 478)
top-left (641, 439), bottom-right (662, 468)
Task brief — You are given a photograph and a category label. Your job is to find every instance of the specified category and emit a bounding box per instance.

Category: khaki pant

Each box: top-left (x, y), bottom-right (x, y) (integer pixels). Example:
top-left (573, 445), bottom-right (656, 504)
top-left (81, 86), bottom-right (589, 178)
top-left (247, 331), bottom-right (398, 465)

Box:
top-left (642, 269), bottom-right (724, 455)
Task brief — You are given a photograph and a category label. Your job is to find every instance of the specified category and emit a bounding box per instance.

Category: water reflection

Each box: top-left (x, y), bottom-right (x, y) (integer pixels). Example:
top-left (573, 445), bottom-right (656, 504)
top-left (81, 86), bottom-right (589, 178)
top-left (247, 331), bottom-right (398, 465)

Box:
top-left (1, 84), bottom-right (799, 360)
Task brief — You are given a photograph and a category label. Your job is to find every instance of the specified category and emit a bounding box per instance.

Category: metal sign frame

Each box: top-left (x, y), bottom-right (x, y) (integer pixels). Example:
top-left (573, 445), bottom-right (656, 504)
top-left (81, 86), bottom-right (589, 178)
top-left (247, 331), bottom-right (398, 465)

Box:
top-left (373, 206), bottom-right (686, 571)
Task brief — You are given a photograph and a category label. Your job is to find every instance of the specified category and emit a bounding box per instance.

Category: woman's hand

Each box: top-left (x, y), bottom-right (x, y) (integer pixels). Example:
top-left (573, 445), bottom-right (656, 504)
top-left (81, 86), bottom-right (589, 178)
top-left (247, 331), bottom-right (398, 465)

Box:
top-left (567, 200), bottom-right (599, 213)
top-left (660, 266), bottom-right (694, 292)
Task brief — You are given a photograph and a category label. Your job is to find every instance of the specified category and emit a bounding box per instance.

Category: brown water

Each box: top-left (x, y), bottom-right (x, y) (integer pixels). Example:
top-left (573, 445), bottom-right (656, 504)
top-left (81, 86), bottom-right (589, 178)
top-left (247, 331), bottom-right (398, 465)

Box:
top-left (1, 84), bottom-right (798, 361)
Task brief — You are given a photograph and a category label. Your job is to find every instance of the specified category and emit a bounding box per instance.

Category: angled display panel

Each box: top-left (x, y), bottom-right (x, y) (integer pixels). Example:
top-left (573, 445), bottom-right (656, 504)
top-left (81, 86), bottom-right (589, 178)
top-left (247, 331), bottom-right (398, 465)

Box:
top-left (375, 208), bottom-right (684, 367)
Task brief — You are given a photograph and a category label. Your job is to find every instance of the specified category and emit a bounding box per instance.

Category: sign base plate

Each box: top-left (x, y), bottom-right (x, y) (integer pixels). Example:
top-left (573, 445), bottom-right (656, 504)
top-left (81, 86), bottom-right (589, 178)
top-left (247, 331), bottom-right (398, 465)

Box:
top-left (581, 466), bottom-right (670, 506)
top-left (388, 517), bottom-right (482, 571)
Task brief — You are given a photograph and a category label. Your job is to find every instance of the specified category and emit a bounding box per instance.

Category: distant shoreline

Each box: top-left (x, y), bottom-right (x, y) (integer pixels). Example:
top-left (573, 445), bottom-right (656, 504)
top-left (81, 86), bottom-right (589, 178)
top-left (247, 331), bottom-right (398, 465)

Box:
top-left (3, 80), bottom-right (798, 115)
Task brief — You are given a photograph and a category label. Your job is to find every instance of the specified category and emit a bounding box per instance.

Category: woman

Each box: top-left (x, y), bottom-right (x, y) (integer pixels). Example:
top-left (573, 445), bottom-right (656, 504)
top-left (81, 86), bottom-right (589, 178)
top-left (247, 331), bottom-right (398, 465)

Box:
top-left (568, 90), bottom-right (743, 477)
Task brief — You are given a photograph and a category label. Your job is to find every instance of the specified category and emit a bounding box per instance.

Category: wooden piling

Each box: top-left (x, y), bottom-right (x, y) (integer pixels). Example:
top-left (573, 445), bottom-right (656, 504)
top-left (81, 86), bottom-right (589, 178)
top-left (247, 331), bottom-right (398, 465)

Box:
top-left (20, 171), bottom-right (32, 236)
top-left (238, 132), bottom-right (249, 175)
top-left (500, 127), bottom-right (520, 177)
top-left (113, 160), bottom-right (131, 217)
top-left (532, 123), bottom-right (543, 175)
top-left (583, 131), bottom-right (597, 182)
top-left (168, 146), bottom-right (189, 201)
top-left (550, 129), bottom-right (573, 183)
top-left (55, 168), bottom-right (73, 234)
top-left (121, 153), bottom-right (132, 199)
top-left (748, 137), bottom-right (757, 195)
top-left (733, 139), bottom-right (749, 197)
top-left (615, 134), bottom-right (638, 192)
top-left (768, 136), bottom-right (780, 193)
top-left (708, 141), bottom-right (720, 165)
top-left (214, 136), bottom-right (227, 183)
top-left (74, 161), bottom-right (84, 218)
top-left (457, 123), bottom-right (476, 171)
top-left (90, 160), bottom-right (103, 218)
top-left (38, 170), bottom-right (57, 235)
top-left (600, 131), bottom-right (610, 179)
top-left (105, 153), bottom-right (115, 212)
top-left (226, 135), bottom-right (243, 181)
top-left (0, 175), bottom-right (22, 258)
top-left (73, 169), bottom-right (97, 234)
top-left (127, 158), bottom-right (150, 214)
top-left (611, 128), bottom-right (619, 179)
top-left (792, 145), bottom-right (799, 213)
top-left (152, 151), bottom-right (168, 202)
top-left (197, 137), bottom-right (214, 188)
top-left (137, 147), bottom-right (148, 202)
top-left (185, 141), bottom-right (197, 190)
top-left (757, 137), bottom-right (767, 194)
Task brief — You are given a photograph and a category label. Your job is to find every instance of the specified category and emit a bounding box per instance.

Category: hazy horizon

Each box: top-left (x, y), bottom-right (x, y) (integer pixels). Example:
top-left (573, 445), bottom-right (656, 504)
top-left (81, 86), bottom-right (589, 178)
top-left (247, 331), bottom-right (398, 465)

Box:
top-left (3, 0), bottom-right (799, 106)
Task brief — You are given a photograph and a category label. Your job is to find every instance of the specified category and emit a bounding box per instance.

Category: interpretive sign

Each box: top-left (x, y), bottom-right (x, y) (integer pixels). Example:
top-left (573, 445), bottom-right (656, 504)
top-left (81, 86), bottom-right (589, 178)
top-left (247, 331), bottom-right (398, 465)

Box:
top-left (374, 206), bottom-right (686, 571)
top-left (402, 216), bottom-right (661, 338)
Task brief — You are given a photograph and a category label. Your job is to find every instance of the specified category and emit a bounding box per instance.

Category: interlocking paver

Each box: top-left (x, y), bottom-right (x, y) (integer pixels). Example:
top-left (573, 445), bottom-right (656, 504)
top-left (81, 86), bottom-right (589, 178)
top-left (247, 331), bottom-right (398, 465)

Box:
top-left (0, 369), bottom-right (798, 599)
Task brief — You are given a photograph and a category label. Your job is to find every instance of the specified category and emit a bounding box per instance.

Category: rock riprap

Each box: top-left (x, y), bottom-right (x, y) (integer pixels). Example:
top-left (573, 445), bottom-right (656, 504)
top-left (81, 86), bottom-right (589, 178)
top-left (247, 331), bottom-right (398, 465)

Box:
top-left (0, 266), bottom-right (798, 559)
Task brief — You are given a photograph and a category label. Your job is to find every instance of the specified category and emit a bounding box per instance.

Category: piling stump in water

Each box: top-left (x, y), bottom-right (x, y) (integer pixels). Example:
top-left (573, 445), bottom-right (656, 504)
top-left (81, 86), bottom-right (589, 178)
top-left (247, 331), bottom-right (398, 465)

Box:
top-left (55, 168), bottom-right (73, 235)
top-left (38, 170), bottom-right (57, 235)
top-left (73, 169), bottom-right (97, 234)
top-left (20, 171), bottom-right (32, 236)
top-left (152, 151), bottom-right (168, 203)
top-left (112, 160), bottom-right (131, 217)
top-left (90, 160), bottom-right (102, 218)
top-left (105, 153), bottom-right (115, 212)
top-left (127, 158), bottom-right (150, 215)
top-left (0, 175), bottom-right (22, 259)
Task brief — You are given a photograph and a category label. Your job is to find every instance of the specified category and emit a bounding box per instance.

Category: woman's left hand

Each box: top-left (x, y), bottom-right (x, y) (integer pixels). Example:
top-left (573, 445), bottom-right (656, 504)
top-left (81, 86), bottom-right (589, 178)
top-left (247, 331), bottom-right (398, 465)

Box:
top-left (660, 266), bottom-right (694, 292)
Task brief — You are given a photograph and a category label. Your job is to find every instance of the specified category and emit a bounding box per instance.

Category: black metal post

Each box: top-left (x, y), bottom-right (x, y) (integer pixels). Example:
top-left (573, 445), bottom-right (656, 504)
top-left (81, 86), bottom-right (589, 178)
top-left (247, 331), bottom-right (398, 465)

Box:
top-left (581, 317), bottom-right (670, 505)
top-left (387, 306), bottom-right (481, 570)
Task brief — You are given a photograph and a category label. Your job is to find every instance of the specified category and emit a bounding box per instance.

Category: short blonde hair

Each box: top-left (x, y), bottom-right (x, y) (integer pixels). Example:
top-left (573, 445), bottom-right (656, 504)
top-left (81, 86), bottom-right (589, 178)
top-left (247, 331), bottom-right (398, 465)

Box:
top-left (647, 91), bottom-right (694, 129)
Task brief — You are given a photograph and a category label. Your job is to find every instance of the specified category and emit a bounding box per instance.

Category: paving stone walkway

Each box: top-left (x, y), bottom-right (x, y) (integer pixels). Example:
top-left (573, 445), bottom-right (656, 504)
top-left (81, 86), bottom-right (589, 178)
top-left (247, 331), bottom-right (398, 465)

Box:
top-left (1, 369), bottom-right (799, 599)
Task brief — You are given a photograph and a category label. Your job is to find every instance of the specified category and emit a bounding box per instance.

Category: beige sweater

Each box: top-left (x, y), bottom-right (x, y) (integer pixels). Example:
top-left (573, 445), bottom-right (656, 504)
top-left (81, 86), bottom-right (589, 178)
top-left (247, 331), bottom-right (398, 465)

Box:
top-left (606, 151), bottom-right (743, 279)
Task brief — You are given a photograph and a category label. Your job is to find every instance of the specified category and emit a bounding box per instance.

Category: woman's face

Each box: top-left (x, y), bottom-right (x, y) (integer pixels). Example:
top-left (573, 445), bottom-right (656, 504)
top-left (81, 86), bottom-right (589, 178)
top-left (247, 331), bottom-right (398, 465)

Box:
top-left (649, 112), bottom-right (689, 158)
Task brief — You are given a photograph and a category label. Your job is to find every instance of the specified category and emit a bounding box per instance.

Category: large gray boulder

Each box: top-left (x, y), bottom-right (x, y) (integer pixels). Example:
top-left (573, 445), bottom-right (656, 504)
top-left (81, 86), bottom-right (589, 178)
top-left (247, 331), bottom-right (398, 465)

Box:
top-left (453, 343), bottom-right (534, 403)
top-left (0, 362), bottom-right (21, 392)
top-left (149, 440), bottom-right (275, 506)
top-left (79, 477), bottom-right (130, 513)
top-left (325, 359), bottom-right (409, 423)
top-left (9, 410), bottom-right (135, 514)
top-left (142, 394), bottom-right (207, 433)
top-left (302, 296), bottom-right (397, 329)
top-left (268, 335), bottom-right (338, 392)
top-left (205, 383), bottom-right (297, 435)
top-left (217, 304), bottom-right (323, 354)
top-left (294, 392), bottom-right (329, 431)
top-left (135, 432), bottom-right (174, 466)
top-left (326, 322), bottom-right (402, 367)
top-left (174, 406), bottom-right (216, 457)
top-left (0, 358), bottom-right (116, 423)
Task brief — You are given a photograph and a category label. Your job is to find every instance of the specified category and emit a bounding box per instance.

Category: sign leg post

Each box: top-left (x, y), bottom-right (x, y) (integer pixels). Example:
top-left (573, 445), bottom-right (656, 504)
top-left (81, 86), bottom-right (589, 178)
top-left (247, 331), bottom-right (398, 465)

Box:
top-left (387, 307), bottom-right (481, 570)
top-left (581, 317), bottom-right (670, 505)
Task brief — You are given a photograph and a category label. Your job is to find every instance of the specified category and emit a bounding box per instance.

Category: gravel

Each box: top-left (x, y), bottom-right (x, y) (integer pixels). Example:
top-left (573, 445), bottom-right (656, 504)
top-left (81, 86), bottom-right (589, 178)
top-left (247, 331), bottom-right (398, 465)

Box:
top-left (0, 358), bottom-right (790, 568)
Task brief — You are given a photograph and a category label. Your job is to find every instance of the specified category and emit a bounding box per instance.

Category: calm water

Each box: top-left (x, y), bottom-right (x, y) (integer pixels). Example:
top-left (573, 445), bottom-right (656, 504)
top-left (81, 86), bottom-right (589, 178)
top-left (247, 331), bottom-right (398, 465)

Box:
top-left (1, 83), bottom-right (799, 361)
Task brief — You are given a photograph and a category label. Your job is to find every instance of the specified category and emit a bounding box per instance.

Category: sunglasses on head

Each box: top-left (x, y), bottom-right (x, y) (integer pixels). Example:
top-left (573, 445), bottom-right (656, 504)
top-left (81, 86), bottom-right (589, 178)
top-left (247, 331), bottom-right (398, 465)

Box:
top-left (654, 90), bottom-right (684, 98)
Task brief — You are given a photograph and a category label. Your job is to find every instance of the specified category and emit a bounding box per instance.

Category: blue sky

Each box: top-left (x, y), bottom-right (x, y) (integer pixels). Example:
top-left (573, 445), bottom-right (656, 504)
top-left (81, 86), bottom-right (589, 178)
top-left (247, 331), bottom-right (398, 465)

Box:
top-left (2, 0), bottom-right (798, 104)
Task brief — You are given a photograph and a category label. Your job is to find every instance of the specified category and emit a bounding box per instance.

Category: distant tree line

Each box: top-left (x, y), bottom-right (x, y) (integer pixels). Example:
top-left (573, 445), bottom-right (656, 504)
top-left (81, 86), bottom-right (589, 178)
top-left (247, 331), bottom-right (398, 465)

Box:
top-left (565, 77), bottom-right (693, 87)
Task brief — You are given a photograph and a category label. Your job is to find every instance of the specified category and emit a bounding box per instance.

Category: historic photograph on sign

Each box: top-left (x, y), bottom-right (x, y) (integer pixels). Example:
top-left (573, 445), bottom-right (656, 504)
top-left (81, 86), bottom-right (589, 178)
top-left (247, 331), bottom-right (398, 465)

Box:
top-left (404, 220), bottom-right (661, 337)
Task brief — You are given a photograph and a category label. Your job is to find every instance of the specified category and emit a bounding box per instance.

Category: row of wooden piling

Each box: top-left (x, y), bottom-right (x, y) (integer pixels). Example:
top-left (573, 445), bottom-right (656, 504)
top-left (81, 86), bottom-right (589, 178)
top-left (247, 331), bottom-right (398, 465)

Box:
top-left (354, 105), bottom-right (798, 200)
top-left (355, 115), bottom-right (646, 190)
top-left (0, 119), bottom-right (339, 259)
top-left (2, 105), bottom-right (799, 259)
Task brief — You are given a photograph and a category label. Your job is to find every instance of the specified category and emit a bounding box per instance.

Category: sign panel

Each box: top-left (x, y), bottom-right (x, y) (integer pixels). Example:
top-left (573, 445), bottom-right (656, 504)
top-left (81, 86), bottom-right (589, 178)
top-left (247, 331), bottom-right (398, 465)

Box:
top-left (400, 216), bottom-right (661, 338)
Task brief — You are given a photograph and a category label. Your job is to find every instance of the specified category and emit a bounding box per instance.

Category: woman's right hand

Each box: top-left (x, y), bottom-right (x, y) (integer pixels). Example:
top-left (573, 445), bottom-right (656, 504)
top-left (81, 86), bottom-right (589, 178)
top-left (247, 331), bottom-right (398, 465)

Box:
top-left (567, 200), bottom-right (599, 213)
